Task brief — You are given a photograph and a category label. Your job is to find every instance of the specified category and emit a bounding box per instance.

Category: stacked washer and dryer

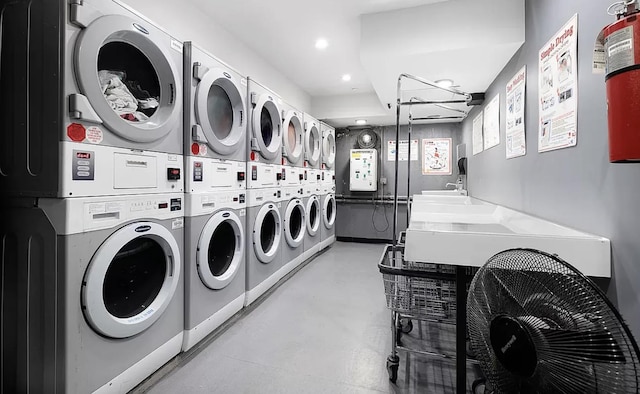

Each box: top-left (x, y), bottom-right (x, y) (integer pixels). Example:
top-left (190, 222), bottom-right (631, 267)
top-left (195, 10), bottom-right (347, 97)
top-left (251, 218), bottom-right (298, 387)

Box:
top-left (319, 123), bottom-right (337, 250)
top-left (1, 1), bottom-right (185, 392)
top-left (279, 102), bottom-right (307, 276)
top-left (244, 78), bottom-right (285, 306)
top-left (301, 114), bottom-right (324, 261)
top-left (182, 42), bottom-right (248, 351)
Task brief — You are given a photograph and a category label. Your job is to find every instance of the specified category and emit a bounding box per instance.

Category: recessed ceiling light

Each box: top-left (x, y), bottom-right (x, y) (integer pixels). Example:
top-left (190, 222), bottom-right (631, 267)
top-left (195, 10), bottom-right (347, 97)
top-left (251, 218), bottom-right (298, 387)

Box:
top-left (342, 74), bottom-right (352, 82)
top-left (355, 119), bottom-right (367, 125)
top-left (315, 38), bottom-right (328, 50)
top-left (435, 79), bottom-right (454, 88)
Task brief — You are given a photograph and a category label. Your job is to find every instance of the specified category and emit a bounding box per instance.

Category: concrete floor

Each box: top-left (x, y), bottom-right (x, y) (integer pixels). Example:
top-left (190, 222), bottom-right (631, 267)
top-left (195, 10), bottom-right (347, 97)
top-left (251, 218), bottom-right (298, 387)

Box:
top-left (140, 242), bottom-right (481, 393)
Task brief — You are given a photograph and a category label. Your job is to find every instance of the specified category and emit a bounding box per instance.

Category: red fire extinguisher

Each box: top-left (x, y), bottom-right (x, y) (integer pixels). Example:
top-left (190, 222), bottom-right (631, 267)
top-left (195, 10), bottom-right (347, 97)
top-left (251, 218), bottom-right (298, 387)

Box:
top-left (603, 0), bottom-right (640, 162)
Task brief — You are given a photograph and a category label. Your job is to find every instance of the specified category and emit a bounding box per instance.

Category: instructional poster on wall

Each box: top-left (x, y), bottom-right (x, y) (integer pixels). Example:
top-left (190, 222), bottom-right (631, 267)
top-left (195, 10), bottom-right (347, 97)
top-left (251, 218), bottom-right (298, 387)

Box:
top-left (506, 66), bottom-right (527, 159)
top-left (538, 14), bottom-right (578, 152)
top-left (422, 138), bottom-right (451, 175)
top-left (483, 94), bottom-right (500, 150)
top-left (387, 139), bottom-right (419, 161)
top-left (472, 112), bottom-right (484, 155)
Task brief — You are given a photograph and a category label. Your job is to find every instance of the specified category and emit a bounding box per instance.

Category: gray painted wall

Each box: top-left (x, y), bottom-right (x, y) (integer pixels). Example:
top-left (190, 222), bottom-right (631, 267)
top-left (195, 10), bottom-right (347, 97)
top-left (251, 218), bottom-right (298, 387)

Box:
top-left (461, 0), bottom-right (640, 338)
top-left (335, 124), bottom-right (463, 240)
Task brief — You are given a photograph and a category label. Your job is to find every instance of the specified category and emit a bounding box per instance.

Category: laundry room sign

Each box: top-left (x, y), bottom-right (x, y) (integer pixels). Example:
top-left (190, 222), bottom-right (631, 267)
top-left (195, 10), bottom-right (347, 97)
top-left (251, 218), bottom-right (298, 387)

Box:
top-left (422, 138), bottom-right (451, 175)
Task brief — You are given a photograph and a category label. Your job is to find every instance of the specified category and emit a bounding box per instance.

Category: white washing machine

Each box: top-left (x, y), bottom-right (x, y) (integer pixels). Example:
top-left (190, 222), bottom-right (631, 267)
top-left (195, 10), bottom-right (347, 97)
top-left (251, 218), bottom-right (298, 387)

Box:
top-left (302, 182), bottom-right (322, 261)
top-left (245, 187), bottom-right (284, 306)
top-left (1, 0), bottom-right (185, 198)
top-left (319, 183), bottom-right (337, 250)
top-left (279, 186), bottom-right (306, 276)
top-left (183, 190), bottom-right (246, 351)
top-left (247, 78), bottom-right (282, 190)
top-left (0, 194), bottom-right (184, 393)
top-left (183, 42), bottom-right (247, 193)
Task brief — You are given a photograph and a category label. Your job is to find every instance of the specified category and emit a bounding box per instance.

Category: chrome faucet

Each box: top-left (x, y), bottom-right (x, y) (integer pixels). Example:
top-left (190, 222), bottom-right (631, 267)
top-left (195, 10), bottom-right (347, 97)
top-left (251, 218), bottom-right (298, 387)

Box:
top-left (445, 182), bottom-right (458, 190)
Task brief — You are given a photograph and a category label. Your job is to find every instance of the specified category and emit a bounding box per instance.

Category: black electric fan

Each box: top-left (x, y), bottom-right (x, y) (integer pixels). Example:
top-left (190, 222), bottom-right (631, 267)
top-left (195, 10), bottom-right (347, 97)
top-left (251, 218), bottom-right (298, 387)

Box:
top-left (356, 129), bottom-right (377, 149)
top-left (467, 249), bottom-right (640, 393)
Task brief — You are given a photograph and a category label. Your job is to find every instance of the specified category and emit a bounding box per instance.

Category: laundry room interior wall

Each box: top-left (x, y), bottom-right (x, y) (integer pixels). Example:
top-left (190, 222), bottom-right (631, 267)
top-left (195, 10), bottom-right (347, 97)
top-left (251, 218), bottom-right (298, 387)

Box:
top-left (335, 124), bottom-right (463, 241)
top-left (461, 0), bottom-right (640, 339)
top-left (120, 0), bottom-right (311, 112)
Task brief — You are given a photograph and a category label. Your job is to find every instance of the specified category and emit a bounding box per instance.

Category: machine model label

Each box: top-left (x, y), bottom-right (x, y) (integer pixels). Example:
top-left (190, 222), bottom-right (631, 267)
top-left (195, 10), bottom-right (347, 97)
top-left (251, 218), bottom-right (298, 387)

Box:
top-left (251, 165), bottom-right (258, 180)
top-left (170, 198), bottom-right (182, 212)
top-left (85, 126), bottom-right (103, 144)
top-left (239, 209), bottom-right (246, 217)
top-left (171, 39), bottom-right (183, 53)
top-left (193, 161), bottom-right (203, 182)
top-left (172, 217), bottom-right (184, 229)
top-left (605, 25), bottom-right (634, 75)
top-left (72, 150), bottom-right (95, 181)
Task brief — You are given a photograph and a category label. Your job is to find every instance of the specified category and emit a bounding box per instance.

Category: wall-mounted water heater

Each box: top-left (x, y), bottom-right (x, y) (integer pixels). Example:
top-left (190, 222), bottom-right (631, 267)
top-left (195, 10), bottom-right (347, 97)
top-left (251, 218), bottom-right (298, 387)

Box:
top-left (349, 149), bottom-right (377, 191)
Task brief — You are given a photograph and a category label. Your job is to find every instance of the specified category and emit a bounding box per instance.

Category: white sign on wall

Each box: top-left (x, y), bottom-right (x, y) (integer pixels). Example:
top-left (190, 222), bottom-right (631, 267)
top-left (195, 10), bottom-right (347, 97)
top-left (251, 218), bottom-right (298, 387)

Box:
top-left (472, 112), bottom-right (484, 155)
top-left (387, 139), bottom-right (419, 161)
top-left (483, 94), bottom-right (501, 150)
top-left (506, 66), bottom-right (527, 159)
top-left (422, 138), bottom-right (452, 175)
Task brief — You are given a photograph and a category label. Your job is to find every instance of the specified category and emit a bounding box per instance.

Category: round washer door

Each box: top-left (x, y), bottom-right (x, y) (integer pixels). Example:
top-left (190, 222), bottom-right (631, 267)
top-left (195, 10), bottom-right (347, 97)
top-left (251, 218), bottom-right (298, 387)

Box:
top-left (306, 196), bottom-right (321, 236)
top-left (305, 122), bottom-right (321, 166)
top-left (74, 14), bottom-right (181, 142)
top-left (282, 111), bottom-right (304, 164)
top-left (195, 68), bottom-right (246, 156)
top-left (251, 94), bottom-right (282, 160)
top-left (197, 210), bottom-right (244, 290)
top-left (82, 222), bottom-right (181, 339)
top-left (322, 131), bottom-right (336, 169)
top-left (253, 203), bottom-right (282, 263)
top-left (323, 194), bottom-right (336, 229)
top-left (284, 199), bottom-right (305, 248)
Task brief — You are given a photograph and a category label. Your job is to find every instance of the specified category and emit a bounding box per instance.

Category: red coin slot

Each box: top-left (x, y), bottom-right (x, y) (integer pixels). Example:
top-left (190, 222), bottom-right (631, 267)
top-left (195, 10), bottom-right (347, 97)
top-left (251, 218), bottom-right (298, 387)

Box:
top-left (250, 151), bottom-right (256, 161)
top-left (191, 143), bottom-right (200, 155)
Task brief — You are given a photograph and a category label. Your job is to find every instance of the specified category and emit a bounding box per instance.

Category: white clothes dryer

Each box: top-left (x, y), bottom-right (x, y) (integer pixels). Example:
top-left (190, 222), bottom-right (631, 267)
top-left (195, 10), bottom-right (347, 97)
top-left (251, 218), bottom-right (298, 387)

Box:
top-left (320, 122), bottom-right (336, 172)
top-left (1, 193), bottom-right (184, 393)
top-left (279, 186), bottom-right (306, 276)
top-left (302, 183), bottom-right (322, 261)
top-left (245, 188), bottom-right (284, 306)
top-left (184, 42), bottom-right (247, 193)
top-left (303, 113), bottom-right (322, 170)
top-left (281, 102), bottom-right (305, 168)
top-left (183, 190), bottom-right (246, 351)
top-left (1, 0), bottom-right (185, 198)
top-left (247, 78), bottom-right (282, 189)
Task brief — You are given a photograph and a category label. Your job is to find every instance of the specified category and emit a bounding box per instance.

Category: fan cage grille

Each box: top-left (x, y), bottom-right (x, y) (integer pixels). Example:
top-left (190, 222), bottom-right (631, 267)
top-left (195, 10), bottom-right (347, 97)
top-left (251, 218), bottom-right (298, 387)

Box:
top-left (467, 248), bottom-right (640, 394)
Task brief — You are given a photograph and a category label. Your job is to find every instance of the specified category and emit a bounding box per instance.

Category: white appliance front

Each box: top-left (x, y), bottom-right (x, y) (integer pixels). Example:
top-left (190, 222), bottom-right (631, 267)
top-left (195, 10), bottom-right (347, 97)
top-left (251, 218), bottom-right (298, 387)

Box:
top-left (281, 102), bottom-right (304, 168)
top-left (320, 122), bottom-right (336, 171)
top-left (303, 113), bottom-right (321, 169)
top-left (186, 156), bottom-right (246, 193)
top-left (247, 78), bottom-right (282, 166)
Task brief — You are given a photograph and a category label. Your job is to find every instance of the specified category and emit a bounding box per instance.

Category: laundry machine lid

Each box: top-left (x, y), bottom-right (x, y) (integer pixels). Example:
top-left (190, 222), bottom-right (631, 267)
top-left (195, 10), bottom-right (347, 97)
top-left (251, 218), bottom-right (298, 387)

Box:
top-left (306, 196), bottom-right (320, 236)
top-left (195, 68), bottom-right (246, 155)
top-left (82, 221), bottom-right (181, 339)
top-left (74, 14), bottom-right (181, 142)
top-left (304, 121), bottom-right (321, 166)
top-left (282, 110), bottom-right (303, 164)
top-left (284, 199), bottom-right (305, 247)
top-left (253, 203), bottom-right (282, 263)
top-left (251, 93), bottom-right (282, 160)
top-left (323, 194), bottom-right (336, 229)
top-left (197, 210), bottom-right (244, 290)
top-left (322, 131), bottom-right (336, 169)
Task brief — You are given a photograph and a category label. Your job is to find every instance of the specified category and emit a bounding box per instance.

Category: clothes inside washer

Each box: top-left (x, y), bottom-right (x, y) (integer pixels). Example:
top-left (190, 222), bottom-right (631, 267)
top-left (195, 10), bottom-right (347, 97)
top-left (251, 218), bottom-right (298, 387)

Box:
top-left (98, 70), bottom-right (159, 121)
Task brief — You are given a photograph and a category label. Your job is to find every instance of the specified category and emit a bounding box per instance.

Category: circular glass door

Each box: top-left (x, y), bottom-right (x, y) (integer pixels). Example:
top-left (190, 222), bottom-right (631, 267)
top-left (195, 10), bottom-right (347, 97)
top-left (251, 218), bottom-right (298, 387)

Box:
top-left (322, 131), bottom-right (336, 169)
top-left (282, 111), bottom-right (303, 164)
top-left (305, 121), bottom-right (321, 166)
top-left (306, 196), bottom-right (320, 236)
top-left (82, 222), bottom-right (181, 338)
top-left (284, 199), bottom-right (305, 248)
top-left (323, 194), bottom-right (336, 229)
top-left (195, 69), bottom-right (245, 155)
top-left (74, 14), bottom-right (181, 142)
top-left (253, 203), bottom-right (282, 263)
top-left (251, 94), bottom-right (282, 160)
top-left (197, 211), bottom-right (244, 289)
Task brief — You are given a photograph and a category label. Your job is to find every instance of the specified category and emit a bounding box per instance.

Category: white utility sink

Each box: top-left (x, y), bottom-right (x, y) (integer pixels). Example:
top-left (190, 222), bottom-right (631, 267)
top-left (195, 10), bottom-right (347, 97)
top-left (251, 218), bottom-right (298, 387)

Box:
top-left (421, 189), bottom-right (468, 196)
top-left (404, 196), bottom-right (611, 277)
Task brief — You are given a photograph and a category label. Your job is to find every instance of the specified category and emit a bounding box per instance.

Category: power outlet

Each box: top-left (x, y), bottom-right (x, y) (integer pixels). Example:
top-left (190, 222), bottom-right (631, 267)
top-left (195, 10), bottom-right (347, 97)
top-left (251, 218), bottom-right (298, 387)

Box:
top-left (380, 177), bottom-right (387, 185)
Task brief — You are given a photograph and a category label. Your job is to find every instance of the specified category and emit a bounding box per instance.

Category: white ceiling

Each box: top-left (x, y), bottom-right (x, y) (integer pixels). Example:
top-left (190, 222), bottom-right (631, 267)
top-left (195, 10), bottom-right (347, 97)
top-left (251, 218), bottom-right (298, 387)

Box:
top-left (188, 0), bottom-right (525, 127)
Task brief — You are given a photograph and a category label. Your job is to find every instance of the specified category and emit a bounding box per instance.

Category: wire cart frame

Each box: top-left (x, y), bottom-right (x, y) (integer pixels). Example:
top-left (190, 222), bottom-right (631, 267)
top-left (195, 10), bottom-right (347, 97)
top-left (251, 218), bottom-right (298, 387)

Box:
top-left (379, 74), bottom-right (484, 392)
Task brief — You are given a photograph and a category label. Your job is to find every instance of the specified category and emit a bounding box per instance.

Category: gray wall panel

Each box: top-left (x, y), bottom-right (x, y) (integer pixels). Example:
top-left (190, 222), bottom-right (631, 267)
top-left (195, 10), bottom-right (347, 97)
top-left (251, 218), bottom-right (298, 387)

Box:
top-left (461, 0), bottom-right (640, 338)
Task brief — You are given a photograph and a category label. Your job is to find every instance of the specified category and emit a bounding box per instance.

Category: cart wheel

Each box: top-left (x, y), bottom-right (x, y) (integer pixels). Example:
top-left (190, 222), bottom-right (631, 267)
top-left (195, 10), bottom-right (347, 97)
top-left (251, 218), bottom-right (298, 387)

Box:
top-left (386, 355), bottom-right (399, 383)
top-left (472, 378), bottom-right (488, 394)
top-left (466, 338), bottom-right (476, 359)
top-left (397, 318), bottom-right (413, 334)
